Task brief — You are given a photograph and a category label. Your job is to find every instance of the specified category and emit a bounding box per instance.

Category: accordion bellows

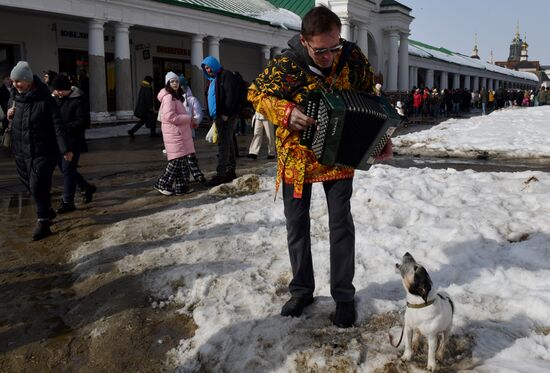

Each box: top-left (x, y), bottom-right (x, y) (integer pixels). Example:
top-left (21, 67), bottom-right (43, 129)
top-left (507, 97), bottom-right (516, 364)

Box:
top-left (300, 90), bottom-right (399, 170)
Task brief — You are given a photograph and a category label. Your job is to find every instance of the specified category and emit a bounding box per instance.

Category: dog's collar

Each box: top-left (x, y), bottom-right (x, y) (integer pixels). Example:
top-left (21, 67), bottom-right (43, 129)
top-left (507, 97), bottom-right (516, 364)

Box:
top-left (406, 299), bottom-right (435, 309)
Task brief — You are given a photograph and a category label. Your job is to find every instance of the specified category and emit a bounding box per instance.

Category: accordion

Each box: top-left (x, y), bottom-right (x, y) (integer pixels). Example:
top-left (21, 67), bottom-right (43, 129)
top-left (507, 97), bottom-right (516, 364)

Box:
top-left (300, 90), bottom-right (399, 170)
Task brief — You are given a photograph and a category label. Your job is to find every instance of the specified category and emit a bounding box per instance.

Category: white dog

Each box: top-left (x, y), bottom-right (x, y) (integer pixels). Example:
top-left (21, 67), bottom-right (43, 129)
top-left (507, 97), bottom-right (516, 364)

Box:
top-left (395, 252), bottom-right (454, 371)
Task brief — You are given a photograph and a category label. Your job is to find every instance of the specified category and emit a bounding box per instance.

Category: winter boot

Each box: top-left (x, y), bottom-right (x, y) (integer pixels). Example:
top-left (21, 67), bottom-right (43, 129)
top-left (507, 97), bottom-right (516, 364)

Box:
top-left (331, 299), bottom-right (357, 328)
top-left (32, 219), bottom-right (53, 241)
top-left (280, 296), bottom-right (314, 317)
top-left (81, 185), bottom-right (97, 204)
top-left (56, 200), bottom-right (76, 214)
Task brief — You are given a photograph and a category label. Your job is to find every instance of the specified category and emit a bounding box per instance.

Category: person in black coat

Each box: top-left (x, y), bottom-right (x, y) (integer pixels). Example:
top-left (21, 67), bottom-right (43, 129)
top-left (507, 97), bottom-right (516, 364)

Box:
top-left (201, 55), bottom-right (241, 186)
top-left (51, 74), bottom-right (96, 213)
top-left (128, 75), bottom-right (156, 137)
top-left (7, 61), bottom-right (73, 241)
top-left (0, 75), bottom-right (11, 132)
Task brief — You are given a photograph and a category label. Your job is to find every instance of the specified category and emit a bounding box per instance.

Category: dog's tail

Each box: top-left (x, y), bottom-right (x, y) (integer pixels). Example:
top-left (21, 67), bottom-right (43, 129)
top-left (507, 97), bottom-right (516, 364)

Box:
top-left (389, 325), bottom-right (404, 348)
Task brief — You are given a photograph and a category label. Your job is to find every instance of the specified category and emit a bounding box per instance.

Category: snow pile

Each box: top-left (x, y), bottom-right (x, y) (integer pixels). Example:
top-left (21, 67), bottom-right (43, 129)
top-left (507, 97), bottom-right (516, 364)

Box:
top-left (393, 106), bottom-right (550, 159)
top-left (69, 165), bottom-right (550, 372)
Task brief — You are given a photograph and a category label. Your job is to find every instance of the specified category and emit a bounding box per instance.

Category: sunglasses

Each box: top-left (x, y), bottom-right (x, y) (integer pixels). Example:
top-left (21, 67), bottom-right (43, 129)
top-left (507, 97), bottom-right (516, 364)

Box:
top-left (305, 39), bottom-right (343, 56)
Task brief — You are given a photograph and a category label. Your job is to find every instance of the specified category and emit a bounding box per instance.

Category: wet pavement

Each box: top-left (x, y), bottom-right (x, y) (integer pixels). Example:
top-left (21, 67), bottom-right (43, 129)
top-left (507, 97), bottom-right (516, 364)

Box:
top-left (1, 120), bottom-right (550, 371)
top-left (0, 127), bottom-right (272, 372)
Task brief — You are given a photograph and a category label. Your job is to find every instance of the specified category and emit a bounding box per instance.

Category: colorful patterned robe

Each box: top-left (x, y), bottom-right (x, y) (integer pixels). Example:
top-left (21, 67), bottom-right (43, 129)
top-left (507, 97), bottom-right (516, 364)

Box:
top-left (248, 41), bottom-right (375, 198)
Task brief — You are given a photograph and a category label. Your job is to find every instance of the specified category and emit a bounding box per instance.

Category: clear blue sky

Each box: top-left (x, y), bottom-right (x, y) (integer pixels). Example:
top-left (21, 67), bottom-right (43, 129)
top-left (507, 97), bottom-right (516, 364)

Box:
top-left (398, 0), bottom-right (550, 65)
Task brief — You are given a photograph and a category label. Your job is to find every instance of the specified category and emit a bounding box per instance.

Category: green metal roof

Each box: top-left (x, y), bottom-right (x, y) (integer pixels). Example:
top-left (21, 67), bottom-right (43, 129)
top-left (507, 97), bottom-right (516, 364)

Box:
top-left (409, 39), bottom-right (454, 55)
top-left (153, 0), bottom-right (277, 26)
top-left (266, 0), bottom-right (314, 18)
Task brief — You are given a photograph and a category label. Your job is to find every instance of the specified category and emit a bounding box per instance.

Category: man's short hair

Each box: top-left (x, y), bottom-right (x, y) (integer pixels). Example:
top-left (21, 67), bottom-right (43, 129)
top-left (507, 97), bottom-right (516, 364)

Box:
top-left (301, 6), bottom-right (341, 39)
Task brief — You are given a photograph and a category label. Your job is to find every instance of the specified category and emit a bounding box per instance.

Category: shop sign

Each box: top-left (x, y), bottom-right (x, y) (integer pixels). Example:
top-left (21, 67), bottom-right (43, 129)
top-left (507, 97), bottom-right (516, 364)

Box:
top-left (156, 46), bottom-right (191, 57)
top-left (59, 28), bottom-right (115, 43)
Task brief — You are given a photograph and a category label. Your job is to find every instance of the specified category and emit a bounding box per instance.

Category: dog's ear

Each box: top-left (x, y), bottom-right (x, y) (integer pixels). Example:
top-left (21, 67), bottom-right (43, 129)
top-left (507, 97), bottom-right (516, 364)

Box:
top-left (403, 252), bottom-right (415, 262)
top-left (408, 266), bottom-right (433, 303)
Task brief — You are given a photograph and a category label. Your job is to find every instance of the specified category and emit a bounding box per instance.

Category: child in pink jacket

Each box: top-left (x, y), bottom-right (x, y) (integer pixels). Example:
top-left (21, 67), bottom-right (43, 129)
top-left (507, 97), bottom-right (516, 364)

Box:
top-left (154, 72), bottom-right (201, 195)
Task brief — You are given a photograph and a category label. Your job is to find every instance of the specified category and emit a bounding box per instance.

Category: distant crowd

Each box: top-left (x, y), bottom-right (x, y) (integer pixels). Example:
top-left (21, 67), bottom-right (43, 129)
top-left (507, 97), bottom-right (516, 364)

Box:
top-left (389, 85), bottom-right (549, 123)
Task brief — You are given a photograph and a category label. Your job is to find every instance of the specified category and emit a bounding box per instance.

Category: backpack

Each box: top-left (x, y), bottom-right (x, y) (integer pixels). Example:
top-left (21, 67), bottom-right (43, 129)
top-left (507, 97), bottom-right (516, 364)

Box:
top-left (233, 71), bottom-right (254, 119)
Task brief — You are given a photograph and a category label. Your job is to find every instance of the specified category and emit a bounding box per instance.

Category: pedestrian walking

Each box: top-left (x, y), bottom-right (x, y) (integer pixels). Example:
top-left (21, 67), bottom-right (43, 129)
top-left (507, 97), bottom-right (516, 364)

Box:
top-left (153, 72), bottom-right (196, 196)
top-left (42, 70), bottom-right (57, 92)
top-left (0, 75), bottom-right (11, 133)
top-left (480, 87), bottom-right (488, 115)
top-left (246, 111), bottom-right (276, 160)
top-left (179, 74), bottom-right (206, 183)
top-left (51, 74), bottom-right (96, 213)
top-left (7, 61), bottom-right (73, 240)
top-left (128, 75), bottom-right (157, 137)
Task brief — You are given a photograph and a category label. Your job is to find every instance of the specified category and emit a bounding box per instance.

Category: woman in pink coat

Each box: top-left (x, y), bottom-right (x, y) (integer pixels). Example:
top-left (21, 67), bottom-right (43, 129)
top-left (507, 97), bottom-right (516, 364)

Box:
top-left (154, 72), bottom-right (196, 195)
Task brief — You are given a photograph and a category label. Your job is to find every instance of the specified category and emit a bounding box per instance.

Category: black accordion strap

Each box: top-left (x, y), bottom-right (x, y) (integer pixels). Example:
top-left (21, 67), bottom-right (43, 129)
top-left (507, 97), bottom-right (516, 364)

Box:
top-left (282, 40), bottom-right (353, 92)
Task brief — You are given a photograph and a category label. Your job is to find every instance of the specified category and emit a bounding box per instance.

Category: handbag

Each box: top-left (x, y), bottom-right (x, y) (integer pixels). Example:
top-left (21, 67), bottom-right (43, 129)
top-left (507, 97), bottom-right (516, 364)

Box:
top-left (2, 126), bottom-right (11, 148)
top-left (157, 101), bottom-right (163, 122)
top-left (205, 122), bottom-right (218, 144)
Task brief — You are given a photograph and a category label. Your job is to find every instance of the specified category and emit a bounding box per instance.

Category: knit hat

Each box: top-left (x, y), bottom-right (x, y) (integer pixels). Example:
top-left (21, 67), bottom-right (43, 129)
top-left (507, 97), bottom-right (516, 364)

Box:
top-left (10, 61), bottom-right (34, 82)
top-left (165, 71), bottom-right (178, 85)
top-left (375, 83), bottom-right (382, 91)
top-left (51, 74), bottom-right (71, 90)
top-left (178, 74), bottom-right (188, 88)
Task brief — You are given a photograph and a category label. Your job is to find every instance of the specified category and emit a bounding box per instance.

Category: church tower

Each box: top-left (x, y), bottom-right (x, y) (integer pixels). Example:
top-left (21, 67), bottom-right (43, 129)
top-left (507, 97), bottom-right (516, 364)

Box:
top-left (520, 35), bottom-right (528, 61)
top-left (471, 33), bottom-right (480, 59)
top-left (508, 22), bottom-right (522, 62)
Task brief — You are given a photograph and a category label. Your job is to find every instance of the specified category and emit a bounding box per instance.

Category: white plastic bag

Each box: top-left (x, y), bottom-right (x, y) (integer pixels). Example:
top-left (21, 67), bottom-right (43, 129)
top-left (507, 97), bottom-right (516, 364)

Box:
top-left (205, 123), bottom-right (218, 144)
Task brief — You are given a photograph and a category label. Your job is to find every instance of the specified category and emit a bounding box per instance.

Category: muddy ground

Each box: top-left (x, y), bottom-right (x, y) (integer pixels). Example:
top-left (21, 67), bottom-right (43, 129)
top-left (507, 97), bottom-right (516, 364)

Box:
top-left (0, 131), bottom-right (273, 373)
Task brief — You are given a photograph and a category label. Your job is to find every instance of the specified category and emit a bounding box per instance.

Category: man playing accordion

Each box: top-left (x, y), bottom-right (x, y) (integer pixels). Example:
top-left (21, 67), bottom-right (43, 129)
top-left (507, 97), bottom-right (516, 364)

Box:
top-left (248, 6), bottom-right (392, 328)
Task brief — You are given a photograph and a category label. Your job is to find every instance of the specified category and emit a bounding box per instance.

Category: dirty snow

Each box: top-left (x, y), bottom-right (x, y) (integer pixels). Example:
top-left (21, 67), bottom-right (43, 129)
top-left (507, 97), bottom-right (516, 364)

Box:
top-left (69, 106), bottom-right (550, 372)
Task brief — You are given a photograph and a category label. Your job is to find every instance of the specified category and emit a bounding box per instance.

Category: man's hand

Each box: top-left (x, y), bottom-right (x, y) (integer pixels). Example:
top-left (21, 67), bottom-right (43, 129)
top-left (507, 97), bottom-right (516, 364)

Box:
top-left (289, 106), bottom-right (315, 131)
top-left (63, 151), bottom-right (74, 162)
top-left (7, 107), bottom-right (15, 120)
top-left (375, 138), bottom-right (393, 161)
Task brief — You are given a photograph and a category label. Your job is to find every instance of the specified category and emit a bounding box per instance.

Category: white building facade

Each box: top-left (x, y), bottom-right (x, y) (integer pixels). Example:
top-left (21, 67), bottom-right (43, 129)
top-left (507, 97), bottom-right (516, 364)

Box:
top-left (0, 0), bottom-right (538, 122)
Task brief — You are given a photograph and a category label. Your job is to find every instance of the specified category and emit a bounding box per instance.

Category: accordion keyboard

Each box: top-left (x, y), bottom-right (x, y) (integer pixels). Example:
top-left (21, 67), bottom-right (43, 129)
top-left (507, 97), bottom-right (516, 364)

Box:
top-left (300, 90), bottom-right (399, 170)
top-left (311, 100), bottom-right (330, 159)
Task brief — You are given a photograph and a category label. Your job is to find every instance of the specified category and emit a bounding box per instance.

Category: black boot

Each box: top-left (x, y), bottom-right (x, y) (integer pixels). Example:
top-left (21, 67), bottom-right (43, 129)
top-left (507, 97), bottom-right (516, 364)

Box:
top-left (280, 296), bottom-right (314, 317)
top-left (56, 200), bottom-right (76, 214)
top-left (331, 299), bottom-right (357, 328)
top-left (32, 219), bottom-right (53, 241)
top-left (81, 185), bottom-right (97, 204)
top-left (226, 170), bottom-right (237, 181)
top-left (205, 174), bottom-right (231, 187)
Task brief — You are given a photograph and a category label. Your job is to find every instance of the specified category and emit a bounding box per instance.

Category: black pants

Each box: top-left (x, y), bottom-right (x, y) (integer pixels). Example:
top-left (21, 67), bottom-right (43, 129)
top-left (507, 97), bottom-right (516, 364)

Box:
top-left (129, 112), bottom-right (156, 136)
top-left (215, 118), bottom-right (237, 176)
top-left (15, 156), bottom-right (57, 219)
top-left (283, 179), bottom-right (355, 302)
top-left (58, 150), bottom-right (91, 203)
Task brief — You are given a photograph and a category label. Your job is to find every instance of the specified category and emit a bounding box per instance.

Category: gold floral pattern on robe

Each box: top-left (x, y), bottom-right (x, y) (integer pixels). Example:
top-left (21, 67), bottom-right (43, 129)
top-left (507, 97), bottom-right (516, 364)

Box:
top-left (248, 43), bottom-right (375, 198)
